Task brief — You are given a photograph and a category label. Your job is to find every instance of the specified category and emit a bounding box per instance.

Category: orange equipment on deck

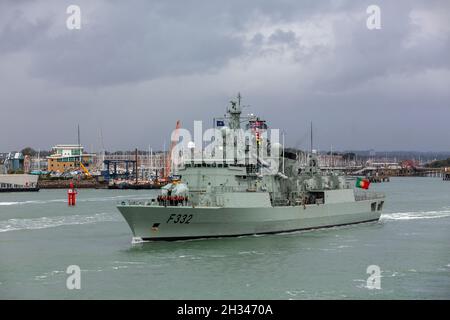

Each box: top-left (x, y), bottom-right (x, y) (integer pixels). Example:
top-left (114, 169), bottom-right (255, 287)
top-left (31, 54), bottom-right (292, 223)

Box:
top-left (164, 120), bottom-right (181, 179)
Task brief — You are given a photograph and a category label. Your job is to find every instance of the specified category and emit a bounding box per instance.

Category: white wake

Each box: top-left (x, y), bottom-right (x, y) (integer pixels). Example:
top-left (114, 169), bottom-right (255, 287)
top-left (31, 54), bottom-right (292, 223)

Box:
top-left (381, 210), bottom-right (450, 221)
top-left (0, 195), bottom-right (148, 206)
top-left (0, 212), bottom-right (122, 232)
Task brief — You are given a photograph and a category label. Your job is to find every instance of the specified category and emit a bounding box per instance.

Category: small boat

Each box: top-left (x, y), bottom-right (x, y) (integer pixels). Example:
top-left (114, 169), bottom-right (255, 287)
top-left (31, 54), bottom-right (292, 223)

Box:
top-left (0, 174), bottom-right (40, 193)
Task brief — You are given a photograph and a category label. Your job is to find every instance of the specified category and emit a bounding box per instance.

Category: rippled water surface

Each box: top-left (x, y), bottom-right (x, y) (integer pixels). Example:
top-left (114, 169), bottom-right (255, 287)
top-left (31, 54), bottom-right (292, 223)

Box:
top-left (0, 177), bottom-right (449, 299)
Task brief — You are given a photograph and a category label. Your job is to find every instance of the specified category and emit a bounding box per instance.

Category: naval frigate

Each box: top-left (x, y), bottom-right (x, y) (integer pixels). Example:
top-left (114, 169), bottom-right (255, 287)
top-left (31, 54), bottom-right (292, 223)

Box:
top-left (117, 95), bottom-right (385, 241)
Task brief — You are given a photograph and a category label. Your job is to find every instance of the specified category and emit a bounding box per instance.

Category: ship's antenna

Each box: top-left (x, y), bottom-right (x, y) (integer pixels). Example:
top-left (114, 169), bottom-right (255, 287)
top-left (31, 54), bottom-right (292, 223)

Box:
top-left (237, 92), bottom-right (241, 107)
top-left (99, 128), bottom-right (105, 170)
top-left (77, 124), bottom-right (81, 166)
top-left (310, 122), bottom-right (313, 153)
top-left (282, 131), bottom-right (285, 174)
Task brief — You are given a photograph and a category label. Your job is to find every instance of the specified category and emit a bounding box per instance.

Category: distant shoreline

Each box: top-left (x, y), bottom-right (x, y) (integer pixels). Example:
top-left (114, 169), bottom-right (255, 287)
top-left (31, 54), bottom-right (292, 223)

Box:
top-left (38, 180), bottom-right (108, 189)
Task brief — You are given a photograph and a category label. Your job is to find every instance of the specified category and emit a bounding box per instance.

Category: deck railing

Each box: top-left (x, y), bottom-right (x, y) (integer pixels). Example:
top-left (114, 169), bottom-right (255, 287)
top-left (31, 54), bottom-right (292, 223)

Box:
top-left (354, 191), bottom-right (385, 201)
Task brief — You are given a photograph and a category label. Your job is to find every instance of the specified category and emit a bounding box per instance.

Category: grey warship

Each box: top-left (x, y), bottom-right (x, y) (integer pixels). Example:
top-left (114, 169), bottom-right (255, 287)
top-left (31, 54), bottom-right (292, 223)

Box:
top-left (117, 95), bottom-right (385, 241)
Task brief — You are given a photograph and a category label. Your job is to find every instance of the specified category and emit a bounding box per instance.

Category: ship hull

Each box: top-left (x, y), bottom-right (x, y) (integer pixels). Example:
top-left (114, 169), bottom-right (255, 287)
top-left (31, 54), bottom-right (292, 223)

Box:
top-left (117, 199), bottom-right (384, 241)
top-left (0, 187), bottom-right (40, 193)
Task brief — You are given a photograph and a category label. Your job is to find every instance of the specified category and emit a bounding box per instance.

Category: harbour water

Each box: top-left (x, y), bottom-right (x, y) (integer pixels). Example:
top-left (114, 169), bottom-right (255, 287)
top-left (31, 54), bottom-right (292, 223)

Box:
top-left (0, 177), bottom-right (449, 299)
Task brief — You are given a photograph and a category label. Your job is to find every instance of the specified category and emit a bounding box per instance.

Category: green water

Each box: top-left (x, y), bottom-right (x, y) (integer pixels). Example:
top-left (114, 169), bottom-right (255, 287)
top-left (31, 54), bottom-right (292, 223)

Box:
top-left (0, 177), bottom-right (449, 299)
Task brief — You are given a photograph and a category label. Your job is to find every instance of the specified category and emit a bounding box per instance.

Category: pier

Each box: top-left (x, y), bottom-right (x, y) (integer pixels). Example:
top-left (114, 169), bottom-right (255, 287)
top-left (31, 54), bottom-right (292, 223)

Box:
top-left (368, 175), bottom-right (390, 183)
top-left (444, 168), bottom-right (450, 181)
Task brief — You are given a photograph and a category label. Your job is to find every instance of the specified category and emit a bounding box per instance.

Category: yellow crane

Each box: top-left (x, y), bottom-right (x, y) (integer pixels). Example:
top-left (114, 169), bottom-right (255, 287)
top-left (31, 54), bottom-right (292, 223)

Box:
top-left (79, 162), bottom-right (92, 178)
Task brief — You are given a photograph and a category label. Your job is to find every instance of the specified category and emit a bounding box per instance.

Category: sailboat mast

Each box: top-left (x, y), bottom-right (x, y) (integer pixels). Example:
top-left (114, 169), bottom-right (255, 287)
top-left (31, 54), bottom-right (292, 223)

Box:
top-left (77, 124), bottom-right (81, 165)
top-left (282, 131), bottom-right (285, 174)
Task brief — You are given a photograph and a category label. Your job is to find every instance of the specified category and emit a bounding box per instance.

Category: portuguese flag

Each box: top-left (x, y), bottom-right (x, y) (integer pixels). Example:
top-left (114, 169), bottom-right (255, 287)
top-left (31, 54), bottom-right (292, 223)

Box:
top-left (356, 177), bottom-right (370, 189)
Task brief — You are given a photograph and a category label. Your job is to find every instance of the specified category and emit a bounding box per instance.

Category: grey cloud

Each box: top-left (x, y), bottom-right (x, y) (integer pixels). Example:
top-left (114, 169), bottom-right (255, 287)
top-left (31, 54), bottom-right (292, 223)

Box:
top-left (313, 1), bottom-right (450, 92)
top-left (26, 2), bottom-right (244, 86)
top-left (0, 0), bottom-right (352, 87)
top-left (0, 0), bottom-right (449, 152)
top-left (0, 9), bottom-right (51, 54)
top-left (268, 30), bottom-right (297, 44)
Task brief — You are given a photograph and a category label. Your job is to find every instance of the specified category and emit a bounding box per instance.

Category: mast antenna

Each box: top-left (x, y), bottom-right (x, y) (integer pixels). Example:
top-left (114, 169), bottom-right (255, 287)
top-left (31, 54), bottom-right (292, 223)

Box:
top-left (77, 124), bottom-right (81, 165)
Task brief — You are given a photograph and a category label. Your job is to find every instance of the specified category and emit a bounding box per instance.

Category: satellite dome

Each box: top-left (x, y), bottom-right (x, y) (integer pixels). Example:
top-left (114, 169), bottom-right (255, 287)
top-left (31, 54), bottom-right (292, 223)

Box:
top-left (187, 141), bottom-right (195, 149)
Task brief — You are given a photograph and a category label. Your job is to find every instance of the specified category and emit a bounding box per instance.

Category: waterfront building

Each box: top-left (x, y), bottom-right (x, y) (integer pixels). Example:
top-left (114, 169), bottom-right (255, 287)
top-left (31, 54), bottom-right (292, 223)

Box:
top-left (2, 152), bottom-right (25, 173)
top-left (47, 144), bottom-right (95, 172)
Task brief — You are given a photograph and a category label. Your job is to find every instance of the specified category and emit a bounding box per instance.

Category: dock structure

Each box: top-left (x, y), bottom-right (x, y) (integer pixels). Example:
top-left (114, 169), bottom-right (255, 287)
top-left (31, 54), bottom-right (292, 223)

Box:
top-left (444, 168), bottom-right (450, 181)
top-left (368, 175), bottom-right (390, 183)
top-left (102, 152), bottom-right (165, 172)
top-left (102, 159), bottom-right (137, 182)
top-left (414, 168), bottom-right (444, 178)
top-left (348, 165), bottom-right (448, 181)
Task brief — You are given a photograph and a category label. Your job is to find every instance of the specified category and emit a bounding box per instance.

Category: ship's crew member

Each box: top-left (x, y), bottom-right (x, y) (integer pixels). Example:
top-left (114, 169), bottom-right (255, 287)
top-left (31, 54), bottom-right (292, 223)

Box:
top-left (168, 191), bottom-right (172, 206)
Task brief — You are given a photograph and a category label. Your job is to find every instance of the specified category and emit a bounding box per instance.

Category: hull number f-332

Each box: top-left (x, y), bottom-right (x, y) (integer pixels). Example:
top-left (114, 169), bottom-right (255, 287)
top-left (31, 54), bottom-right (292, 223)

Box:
top-left (166, 214), bottom-right (193, 224)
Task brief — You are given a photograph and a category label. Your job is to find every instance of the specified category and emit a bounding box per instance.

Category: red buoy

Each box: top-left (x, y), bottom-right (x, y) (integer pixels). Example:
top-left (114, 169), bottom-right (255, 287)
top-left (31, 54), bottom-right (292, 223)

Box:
top-left (67, 181), bottom-right (77, 206)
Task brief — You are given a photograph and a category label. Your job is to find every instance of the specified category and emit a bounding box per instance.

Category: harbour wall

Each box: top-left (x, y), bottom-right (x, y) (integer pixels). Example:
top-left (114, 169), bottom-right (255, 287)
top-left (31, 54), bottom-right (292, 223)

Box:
top-left (37, 179), bottom-right (108, 189)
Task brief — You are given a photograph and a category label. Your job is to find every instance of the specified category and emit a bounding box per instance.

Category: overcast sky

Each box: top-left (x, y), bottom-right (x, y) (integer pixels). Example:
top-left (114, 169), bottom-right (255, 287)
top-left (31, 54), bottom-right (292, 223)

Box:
top-left (1, 0), bottom-right (449, 152)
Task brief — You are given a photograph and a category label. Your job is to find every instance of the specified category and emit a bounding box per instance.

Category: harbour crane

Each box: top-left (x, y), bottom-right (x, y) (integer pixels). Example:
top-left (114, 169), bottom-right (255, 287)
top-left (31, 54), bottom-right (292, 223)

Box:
top-left (79, 162), bottom-right (92, 178)
top-left (165, 120), bottom-right (181, 179)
